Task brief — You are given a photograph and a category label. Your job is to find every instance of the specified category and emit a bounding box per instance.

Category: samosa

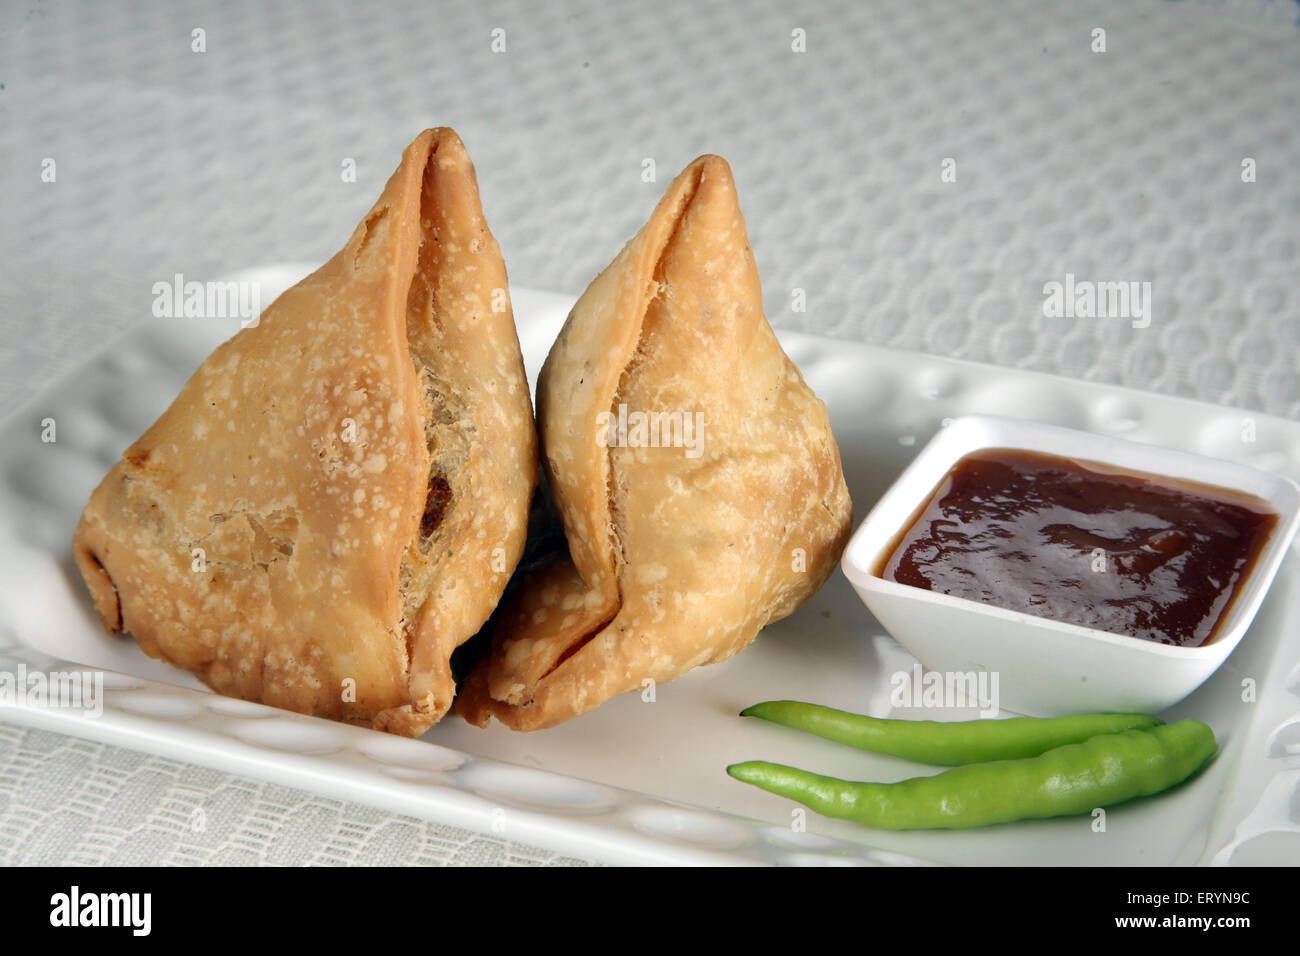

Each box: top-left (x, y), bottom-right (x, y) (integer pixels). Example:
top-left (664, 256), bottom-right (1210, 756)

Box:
top-left (458, 155), bottom-right (852, 731)
top-left (73, 128), bottom-right (537, 736)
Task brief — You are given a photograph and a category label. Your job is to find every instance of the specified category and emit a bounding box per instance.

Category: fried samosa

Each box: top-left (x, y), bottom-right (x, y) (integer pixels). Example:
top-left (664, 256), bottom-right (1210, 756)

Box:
top-left (457, 154), bottom-right (852, 731)
top-left (73, 127), bottom-right (536, 736)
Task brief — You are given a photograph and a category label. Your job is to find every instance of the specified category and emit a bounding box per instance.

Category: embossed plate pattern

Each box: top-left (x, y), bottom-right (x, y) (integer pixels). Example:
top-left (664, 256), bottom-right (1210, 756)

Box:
top-left (1, 265), bottom-right (1297, 865)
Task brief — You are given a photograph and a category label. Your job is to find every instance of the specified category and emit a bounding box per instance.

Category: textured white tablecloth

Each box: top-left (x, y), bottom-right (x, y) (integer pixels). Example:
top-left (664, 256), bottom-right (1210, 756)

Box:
top-left (1, 0), bottom-right (1296, 866)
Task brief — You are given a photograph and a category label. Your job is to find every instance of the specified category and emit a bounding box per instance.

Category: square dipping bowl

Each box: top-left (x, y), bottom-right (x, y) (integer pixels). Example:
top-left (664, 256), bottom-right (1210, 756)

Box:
top-left (840, 414), bottom-right (1300, 717)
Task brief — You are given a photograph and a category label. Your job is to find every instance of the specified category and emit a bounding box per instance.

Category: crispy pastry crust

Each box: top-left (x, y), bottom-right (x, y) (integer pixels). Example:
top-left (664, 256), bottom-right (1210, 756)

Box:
top-left (457, 155), bottom-right (853, 731)
top-left (72, 128), bottom-right (537, 736)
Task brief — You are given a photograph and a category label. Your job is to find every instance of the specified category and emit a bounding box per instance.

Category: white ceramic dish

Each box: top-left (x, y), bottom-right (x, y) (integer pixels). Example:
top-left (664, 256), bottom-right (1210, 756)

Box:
top-left (841, 414), bottom-right (1300, 718)
top-left (2, 264), bottom-right (1299, 865)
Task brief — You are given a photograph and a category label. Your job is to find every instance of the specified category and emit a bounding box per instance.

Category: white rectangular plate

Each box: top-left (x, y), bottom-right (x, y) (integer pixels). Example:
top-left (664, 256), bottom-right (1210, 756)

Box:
top-left (2, 264), bottom-right (1297, 865)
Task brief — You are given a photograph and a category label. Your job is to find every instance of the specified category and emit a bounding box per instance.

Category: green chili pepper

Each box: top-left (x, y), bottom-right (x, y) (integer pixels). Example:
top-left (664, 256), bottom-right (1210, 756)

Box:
top-left (726, 719), bottom-right (1216, 830)
top-left (740, 700), bottom-right (1163, 765)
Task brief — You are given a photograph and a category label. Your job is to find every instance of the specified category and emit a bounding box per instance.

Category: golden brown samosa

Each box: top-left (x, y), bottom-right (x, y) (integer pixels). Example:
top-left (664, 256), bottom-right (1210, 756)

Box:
top-left (73, 127), bottom-right (537, 736)
top-left (457, 154), bottom-right (852, 731)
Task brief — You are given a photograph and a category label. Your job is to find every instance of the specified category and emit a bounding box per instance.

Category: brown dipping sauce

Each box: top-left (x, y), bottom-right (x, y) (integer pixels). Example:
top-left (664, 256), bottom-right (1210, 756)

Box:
top-left (875, 449), bottom-right (1278, 647)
